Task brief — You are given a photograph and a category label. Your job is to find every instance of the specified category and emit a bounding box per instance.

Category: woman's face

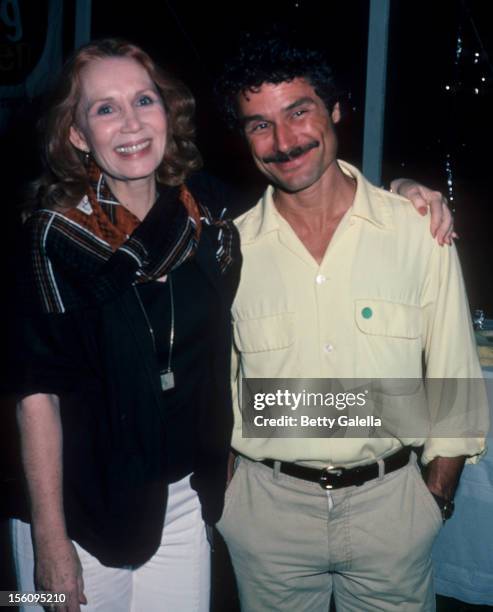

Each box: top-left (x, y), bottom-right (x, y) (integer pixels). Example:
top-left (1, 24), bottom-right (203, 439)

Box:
top-left (69, 56), bottom-right (167, 185)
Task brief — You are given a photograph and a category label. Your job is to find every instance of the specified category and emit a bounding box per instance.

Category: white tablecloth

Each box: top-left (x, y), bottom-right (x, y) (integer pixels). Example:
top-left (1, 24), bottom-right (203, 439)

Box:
top-left (432, 368), bottom-right (493, 605)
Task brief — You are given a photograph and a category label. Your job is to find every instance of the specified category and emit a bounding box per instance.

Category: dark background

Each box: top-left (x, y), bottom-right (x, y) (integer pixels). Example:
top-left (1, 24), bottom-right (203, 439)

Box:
top-left (89, 0), bottom-right (493, 313)
top-left (2, 0), bottom-right (492, 308)
top-left (1, 1), bottom-right (492, 610)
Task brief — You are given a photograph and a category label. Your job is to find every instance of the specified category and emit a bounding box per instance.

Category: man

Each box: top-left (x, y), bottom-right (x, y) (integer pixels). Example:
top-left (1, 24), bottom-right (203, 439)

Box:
top-left (216, 33), bottom-right (488, 611)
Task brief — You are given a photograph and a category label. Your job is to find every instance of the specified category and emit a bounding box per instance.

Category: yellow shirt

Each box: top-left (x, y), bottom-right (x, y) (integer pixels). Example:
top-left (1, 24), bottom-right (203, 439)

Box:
top-left (231, 161), bottom-right (488, 468)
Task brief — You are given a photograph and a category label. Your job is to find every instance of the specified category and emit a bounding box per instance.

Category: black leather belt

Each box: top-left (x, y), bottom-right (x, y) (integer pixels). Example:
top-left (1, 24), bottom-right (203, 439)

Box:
top-left (260, 446), bottom-right (412, 490)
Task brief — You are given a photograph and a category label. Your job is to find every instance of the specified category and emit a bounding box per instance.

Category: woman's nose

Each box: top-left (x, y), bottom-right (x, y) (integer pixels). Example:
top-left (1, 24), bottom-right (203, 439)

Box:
top-left (121, 106), bottom-right (142, 132)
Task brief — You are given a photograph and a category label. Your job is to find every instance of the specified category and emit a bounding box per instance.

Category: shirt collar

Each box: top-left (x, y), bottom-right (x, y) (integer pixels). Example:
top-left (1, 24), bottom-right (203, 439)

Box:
top-left (240, 160), bottom-right (393, 243)
top-left (338, 160), bottom-right (393, 229)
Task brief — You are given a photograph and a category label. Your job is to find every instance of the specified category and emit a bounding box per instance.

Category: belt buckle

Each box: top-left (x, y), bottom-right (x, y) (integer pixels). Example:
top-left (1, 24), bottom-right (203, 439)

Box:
top-left (319, 466), bottom-right (345, 490)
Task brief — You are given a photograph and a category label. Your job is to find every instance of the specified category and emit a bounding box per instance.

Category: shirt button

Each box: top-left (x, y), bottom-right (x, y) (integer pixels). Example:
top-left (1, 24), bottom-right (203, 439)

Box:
top-left (315, 274), bottom-right (326, 285)
top-left (361, 307), bottom-right (373, 319)
top-left (323, 343), bottom-right (334, 353)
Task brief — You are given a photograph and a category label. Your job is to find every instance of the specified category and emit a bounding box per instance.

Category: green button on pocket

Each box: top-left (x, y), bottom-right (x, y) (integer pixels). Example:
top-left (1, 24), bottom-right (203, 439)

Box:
top-left (361, 307), bottom-right (373, 319)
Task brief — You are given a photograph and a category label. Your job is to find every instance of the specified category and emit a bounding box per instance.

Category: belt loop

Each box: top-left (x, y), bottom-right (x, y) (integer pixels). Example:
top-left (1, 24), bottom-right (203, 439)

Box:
top-left (273, 460), bottom-right (281, 479)
top-left (326, 490), bottom-right (334, 511)
top-left (233, 454), bottom-right (241, 471)
top-left (377, 457), bottom-right (385, 480)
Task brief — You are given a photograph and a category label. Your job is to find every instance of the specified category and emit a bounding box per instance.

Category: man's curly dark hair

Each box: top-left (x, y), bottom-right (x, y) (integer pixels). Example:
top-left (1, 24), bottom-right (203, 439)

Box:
top-left (215, 30), bottom-right (341, 130)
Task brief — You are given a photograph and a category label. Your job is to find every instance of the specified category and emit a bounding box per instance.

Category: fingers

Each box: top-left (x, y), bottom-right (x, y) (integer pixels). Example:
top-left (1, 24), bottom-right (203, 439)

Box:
top-left (409, 192), bottom-right (429, 217)
top-left (41, 589), bottom-right (80, 612)
top-left (42, 592), bottom-right (80, 612)
top-left (78, 572), bottom-right (88, 606)
top-left (426, 191), bottom-right (446, 238)
top-left (441, 227), bottom-right (458, 246)
top-left (64, 590), bottom-right (82, 612)
top-left (423, 193), bottom-right (456, 247)
top-left (392, 179), bottom-right (457, 246)
top-left (434, 199), bottom-right (455, 246)
top-left (398, 182), bottom-right (429, 216)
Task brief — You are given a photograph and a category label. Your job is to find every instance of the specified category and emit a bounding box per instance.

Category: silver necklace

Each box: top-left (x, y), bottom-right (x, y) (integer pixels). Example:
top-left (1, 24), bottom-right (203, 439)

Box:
top-left (134, 275), bottom-right (175, 391)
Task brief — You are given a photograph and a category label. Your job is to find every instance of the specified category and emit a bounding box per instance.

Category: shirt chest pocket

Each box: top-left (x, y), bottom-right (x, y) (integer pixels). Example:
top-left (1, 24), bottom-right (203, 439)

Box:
top-left (233, 312), bottom-right (295, 353)
top-left (354, 299), bottom-right (422, 340)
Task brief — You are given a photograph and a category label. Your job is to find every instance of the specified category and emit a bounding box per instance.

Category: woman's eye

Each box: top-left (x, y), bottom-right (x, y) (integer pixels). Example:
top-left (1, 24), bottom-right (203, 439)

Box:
top-left (138, 95), bottom-right (154, 106)
top-left (96, 105), bottom-right (113, 115)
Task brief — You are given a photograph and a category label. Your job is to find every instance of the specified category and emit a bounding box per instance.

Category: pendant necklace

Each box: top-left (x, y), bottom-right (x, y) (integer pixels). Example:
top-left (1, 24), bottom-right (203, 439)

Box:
top-left (134, 275), bottom-right (175, 391)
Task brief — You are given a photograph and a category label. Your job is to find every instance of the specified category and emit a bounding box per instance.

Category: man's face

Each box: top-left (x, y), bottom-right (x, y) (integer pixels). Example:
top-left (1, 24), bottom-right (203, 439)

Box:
top-left (238, 78), bottom-right (340, 194)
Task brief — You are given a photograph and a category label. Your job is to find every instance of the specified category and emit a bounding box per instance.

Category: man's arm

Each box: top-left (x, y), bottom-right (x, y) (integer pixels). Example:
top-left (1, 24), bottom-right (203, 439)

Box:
top-left (421, 238), bottom-right (489, 504)
top-left (392, 178), bottom-right (455, 246)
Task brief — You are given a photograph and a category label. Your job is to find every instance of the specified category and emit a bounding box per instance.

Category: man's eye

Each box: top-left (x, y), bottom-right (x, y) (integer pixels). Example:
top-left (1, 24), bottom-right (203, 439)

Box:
top-left (293, 109), bottom-right (307, 118)
top-left (138, 95), bottom-right (154, 106)
top-left (96, 105), bottom-right (113, 115)
top-left (251, 122), bottom-right (269, 133)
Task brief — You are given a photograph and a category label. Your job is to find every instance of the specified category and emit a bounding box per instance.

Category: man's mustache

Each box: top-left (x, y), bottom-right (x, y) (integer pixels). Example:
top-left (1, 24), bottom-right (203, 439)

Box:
top-left (262, 140), bottom-right (320, 164)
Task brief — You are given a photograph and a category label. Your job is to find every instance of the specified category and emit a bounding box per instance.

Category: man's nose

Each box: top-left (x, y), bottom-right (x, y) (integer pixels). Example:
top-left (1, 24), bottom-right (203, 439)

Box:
top-left (273, 123), bottom-right (296, 152)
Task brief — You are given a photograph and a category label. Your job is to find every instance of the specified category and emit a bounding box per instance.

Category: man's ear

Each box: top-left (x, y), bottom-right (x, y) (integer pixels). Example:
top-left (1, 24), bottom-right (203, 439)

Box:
top-left (331, 102), bottom-right (341, 125)
top-left (69, 125), bottom-right (89, 152)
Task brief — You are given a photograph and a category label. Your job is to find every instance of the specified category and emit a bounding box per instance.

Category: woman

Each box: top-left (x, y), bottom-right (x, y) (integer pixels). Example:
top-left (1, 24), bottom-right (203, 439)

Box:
top-left (10, 38), bottom-right (240, 612)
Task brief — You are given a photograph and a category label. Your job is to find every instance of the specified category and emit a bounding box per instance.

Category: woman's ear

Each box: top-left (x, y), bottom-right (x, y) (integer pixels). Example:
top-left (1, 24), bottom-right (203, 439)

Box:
top-left (69, 125), bottom-right (89, 152)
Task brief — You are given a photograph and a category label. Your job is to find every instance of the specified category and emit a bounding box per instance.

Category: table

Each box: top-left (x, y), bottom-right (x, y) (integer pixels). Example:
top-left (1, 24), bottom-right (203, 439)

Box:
top-left (432, 368), bottom-right (493, 605)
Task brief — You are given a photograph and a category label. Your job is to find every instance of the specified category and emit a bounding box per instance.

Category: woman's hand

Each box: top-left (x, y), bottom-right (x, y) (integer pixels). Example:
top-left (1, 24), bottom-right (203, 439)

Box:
top-left (34, 537), bottom-right (86, 612)
top-left (391, 178), bottom-right (456, 246)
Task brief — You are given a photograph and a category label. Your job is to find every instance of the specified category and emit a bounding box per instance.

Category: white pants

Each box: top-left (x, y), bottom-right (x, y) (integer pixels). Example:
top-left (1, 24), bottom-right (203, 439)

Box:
top-left (11, 474), bottom-right (210, 612)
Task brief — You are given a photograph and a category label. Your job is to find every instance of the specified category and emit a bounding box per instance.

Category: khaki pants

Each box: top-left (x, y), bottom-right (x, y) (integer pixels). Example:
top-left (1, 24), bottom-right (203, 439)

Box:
top-left (217, 455), bottom-right (442, 612)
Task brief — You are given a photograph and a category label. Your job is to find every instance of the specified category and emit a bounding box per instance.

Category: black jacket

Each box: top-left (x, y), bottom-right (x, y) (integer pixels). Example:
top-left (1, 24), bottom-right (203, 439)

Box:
top-left (8, 174), bottom-right (241, 567)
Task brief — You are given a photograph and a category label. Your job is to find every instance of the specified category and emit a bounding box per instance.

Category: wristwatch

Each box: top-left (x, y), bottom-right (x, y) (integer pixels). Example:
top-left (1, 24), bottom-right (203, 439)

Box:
top-left (431, 493), bottom-right (455, 522)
